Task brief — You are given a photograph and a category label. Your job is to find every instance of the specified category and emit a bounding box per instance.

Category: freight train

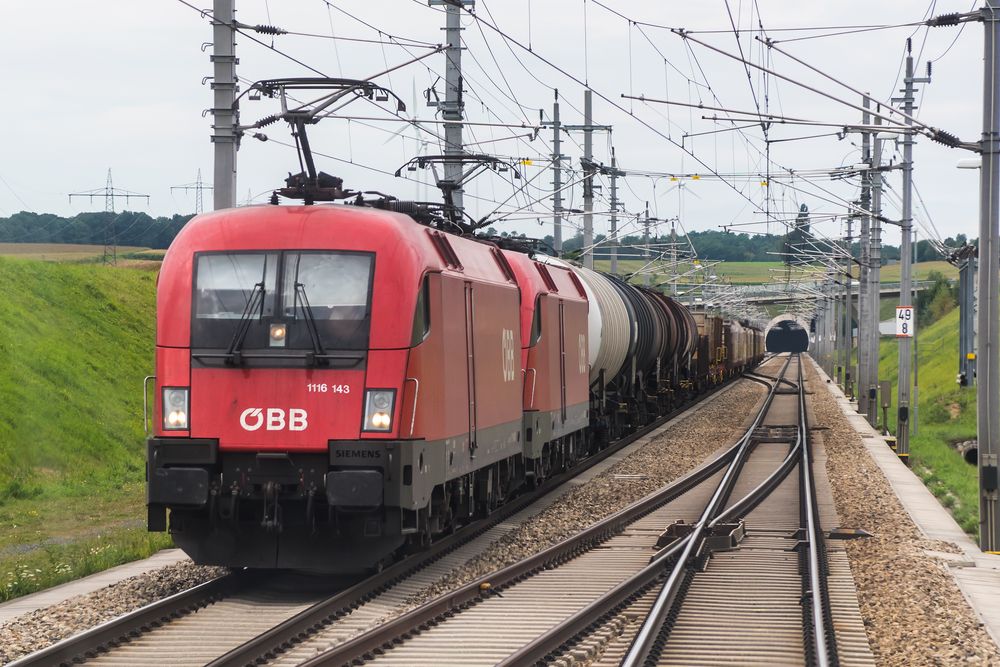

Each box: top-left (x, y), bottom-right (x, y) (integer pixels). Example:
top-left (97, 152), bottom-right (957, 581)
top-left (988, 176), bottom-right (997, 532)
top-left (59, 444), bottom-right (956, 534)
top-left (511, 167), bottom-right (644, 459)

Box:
top-left (146, 205), bottom-right (764, 571)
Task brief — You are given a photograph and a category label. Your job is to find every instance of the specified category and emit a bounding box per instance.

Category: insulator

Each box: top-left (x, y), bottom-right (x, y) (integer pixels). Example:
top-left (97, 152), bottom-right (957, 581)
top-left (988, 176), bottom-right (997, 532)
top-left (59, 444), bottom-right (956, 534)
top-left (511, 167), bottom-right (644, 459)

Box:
top-left (255, 114), bottom-right (280, 128)
top-left (379, 200), bottom-right (431, 215)
top-left (931, 129), bottom-right (961, 148)
top-left (254, 24), bottom-right (287, 35)
top-left (927, 13), bottom-right (961, 27)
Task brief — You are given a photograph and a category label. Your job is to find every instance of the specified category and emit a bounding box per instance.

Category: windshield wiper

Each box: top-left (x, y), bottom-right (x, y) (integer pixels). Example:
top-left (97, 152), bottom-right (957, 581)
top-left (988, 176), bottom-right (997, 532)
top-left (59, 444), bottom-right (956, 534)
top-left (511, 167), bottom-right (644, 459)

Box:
top-left (224, 281), bottom-right (265, 365)
top-left (295, 282), bottom-right (328, 366)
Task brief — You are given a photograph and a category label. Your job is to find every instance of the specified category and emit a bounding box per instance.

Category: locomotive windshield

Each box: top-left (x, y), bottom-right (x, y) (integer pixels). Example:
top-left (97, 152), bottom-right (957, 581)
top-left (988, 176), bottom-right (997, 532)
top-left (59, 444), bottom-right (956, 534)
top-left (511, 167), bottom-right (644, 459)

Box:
top-left (192, 250), bottom-right (374, 360)
top-left (281, 253), bottom-right (371, 321)
top-left (194, 253), bottom-right (279, 319)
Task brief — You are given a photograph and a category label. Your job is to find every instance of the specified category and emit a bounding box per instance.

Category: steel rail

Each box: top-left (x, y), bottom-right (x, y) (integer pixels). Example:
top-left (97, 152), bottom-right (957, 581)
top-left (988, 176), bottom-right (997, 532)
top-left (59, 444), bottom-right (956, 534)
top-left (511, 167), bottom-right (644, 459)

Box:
top-left (498, 356), bottom-right (798, 666)
top-left (799, 358), bottom-right (838, 667)
top-left (208, 374), bottom-right (749, 667)
top-left (6, 572), bottom-right (252, 667)
top-left (512, 445), bottom-right (804, 667)
top-left (10, 374), bottom-right (758, 667)
top-left (620, 354), bottom-right (838, 667)
top-left (294, 359), bottom-right (788, 667)
top-left (621, 355), bottom-right (796, 666)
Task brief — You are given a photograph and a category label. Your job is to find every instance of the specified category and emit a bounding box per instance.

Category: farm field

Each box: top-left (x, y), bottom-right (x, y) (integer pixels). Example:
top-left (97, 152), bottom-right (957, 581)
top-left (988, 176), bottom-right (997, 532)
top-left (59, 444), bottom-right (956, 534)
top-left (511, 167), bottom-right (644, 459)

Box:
top-left (593, 258), bottom-right (958, 285)
top-left (877, 260), bottom-right (957, 282)
top-left (0, 256), bottom-right (167, 600)
top-left (0, 242), bottom-right (150, 261)
top-left (0, 242), bottom-right (957, 283)
top-left (592, 259), bottom-right (785, 284)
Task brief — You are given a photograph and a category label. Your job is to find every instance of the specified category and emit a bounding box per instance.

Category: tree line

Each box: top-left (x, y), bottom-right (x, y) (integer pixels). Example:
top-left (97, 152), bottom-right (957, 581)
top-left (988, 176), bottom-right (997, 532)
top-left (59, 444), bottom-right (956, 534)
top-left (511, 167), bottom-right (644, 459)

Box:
top-left (0, 210), bottom-right (968, 263)
top-left (915, 270), bottom-right (959, 327)
top-left (0, 211), bottom-right (193, 249)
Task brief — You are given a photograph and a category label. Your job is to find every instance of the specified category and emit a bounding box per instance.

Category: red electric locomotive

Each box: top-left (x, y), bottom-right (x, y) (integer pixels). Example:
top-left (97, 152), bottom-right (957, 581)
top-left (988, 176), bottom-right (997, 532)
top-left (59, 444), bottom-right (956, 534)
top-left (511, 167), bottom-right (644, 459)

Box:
top-left (147, 204), bottom-right (590, 570)
top-left (502, 251), bottom-right (590, 483)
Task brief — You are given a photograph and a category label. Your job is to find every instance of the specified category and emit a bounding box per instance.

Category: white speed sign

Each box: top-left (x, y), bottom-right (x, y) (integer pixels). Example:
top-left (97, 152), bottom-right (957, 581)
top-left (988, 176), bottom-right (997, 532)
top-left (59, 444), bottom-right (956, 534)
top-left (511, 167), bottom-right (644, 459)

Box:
top-left (896, 306), bottom-right (915, 338)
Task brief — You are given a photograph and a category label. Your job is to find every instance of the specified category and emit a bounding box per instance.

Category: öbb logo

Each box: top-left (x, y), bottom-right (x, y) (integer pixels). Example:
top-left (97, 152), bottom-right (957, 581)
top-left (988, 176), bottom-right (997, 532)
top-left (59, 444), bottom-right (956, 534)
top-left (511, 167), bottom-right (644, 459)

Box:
top-left (501, 328), bottom-right (517, 382)
top-left (240, 408), bottom-right (308, 432)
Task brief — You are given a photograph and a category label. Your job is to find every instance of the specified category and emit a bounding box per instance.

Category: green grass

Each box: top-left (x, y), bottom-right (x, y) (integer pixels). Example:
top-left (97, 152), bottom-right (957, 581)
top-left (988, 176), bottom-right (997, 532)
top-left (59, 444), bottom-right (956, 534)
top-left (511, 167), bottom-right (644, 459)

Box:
top-left (875, 306), bottom-right (979, 536)
top-left (0, 256), bottom-right (167, 600)
top-left (841, 260), bottom-right (957, 283)
top-left (119, 249), bottom-right (165, 261)
top-left (879, 297), bottom-right (898, 322)
top-left (1, 527), bottom-right (170, 601)
top-left (702, 261), bottom-right (785, 283)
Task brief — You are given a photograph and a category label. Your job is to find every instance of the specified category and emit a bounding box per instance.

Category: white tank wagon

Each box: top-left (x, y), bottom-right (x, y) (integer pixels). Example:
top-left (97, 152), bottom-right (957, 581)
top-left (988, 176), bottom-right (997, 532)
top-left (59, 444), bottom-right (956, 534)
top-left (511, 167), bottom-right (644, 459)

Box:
top-left (538, 257), bottom-right (633, 388)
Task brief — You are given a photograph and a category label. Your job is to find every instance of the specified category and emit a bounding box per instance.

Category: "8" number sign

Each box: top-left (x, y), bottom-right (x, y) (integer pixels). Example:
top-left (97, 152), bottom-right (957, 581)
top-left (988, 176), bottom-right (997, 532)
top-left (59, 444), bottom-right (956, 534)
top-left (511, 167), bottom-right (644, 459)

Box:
top-left (896, 306), bottom-right (915, 338)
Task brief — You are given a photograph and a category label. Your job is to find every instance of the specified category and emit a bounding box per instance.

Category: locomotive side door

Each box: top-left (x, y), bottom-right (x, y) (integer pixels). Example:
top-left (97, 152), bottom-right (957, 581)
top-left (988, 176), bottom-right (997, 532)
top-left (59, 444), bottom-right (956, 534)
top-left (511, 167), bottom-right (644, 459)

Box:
top-left (465, 281), bottom-right (477, 455)
top-left (558, 300), bottom-right (567, 424)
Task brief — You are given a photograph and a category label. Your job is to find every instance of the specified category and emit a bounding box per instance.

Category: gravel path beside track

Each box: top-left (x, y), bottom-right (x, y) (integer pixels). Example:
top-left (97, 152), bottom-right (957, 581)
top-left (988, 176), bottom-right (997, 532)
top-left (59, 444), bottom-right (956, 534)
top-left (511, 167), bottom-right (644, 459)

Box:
top-left (0, 562), bottom-right (226, 664)
top-left (806, 360), bottom-right (1000, 666)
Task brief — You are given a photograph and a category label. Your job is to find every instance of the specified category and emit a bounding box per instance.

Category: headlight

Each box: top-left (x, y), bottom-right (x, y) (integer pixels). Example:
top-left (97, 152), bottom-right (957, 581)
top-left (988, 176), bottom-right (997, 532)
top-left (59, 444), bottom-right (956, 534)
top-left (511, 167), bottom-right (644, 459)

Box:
top-left (162, 387), bottom-right (189, 431)
top-left (269, 323), bottom-right (287, 347)
top-left (363, 389), bottom-right (395, 432)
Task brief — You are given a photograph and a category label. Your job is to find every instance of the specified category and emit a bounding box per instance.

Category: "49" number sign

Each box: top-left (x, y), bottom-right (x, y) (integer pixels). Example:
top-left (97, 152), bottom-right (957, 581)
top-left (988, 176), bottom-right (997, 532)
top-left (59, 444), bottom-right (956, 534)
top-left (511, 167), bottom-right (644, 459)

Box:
top-left (896, 306), bottom-right (915, 338)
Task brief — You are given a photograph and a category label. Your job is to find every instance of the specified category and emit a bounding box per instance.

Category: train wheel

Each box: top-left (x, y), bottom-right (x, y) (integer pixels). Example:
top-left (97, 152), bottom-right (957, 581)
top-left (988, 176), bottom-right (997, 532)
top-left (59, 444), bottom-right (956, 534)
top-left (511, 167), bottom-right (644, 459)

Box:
top-left (404, 507), bottom-right (433, 553)
top-left (527, 457), bottom-right (546, 489)
top-left (370, 557), bottom-right (388, 575)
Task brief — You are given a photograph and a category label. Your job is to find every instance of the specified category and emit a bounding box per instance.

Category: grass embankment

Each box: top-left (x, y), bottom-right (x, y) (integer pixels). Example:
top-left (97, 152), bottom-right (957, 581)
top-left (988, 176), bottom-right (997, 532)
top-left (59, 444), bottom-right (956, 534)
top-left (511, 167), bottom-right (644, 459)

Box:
top-left (0, 257), bottom-right (167, 601)
top-left (875, 307), bottom-right (978, 536)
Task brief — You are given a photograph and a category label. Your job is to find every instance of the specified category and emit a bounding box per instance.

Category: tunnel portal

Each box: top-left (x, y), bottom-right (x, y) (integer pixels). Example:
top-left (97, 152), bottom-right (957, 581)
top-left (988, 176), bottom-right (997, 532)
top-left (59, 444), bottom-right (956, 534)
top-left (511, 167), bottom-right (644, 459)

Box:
top-left (765, 319), bottom-right (810, 353)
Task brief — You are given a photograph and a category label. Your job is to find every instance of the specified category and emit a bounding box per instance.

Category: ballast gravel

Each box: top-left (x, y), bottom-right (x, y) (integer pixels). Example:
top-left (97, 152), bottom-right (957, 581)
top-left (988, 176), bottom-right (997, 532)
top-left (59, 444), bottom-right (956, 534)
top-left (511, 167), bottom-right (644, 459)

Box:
top-left (806, 359), bottom-right (1000, 666)
top-left (398, 376), bottom-right (770, 609)
top-left (0, 562), bottom-right (226, 665)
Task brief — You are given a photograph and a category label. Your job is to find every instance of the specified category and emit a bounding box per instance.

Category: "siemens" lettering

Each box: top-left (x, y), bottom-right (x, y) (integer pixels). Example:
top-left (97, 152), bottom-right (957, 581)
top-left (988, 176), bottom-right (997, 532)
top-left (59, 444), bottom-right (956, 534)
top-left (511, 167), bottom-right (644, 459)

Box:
top-left (334, 449), bottom-right (382, 459)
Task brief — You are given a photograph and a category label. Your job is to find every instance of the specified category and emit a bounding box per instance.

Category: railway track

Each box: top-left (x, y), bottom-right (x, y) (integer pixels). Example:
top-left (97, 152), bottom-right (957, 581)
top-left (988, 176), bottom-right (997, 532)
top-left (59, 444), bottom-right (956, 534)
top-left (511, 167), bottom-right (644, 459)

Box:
top-left (521, 353), bottom-right (845, 667)
top-left (9, 373), bottom-right (752, 667)
top-left (617, 352), bottom-right (834, 667)
top-left (524, 353), bottom-right (843, 667)
top-left (252, 354), bottom-right (833, 666)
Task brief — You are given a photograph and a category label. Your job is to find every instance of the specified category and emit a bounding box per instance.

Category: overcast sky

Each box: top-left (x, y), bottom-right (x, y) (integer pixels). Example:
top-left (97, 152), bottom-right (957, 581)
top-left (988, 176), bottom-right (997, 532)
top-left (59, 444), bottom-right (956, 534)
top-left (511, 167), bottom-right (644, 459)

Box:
top-left (0, 0), bottom-right (988, 251)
